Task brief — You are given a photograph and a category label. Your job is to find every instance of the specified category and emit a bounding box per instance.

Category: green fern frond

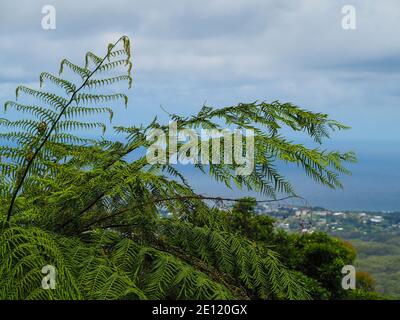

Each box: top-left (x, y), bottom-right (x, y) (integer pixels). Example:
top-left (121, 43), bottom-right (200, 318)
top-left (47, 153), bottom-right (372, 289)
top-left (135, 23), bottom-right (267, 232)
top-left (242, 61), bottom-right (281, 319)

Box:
top-left (59, 59), bottom-right (91, 78)
top-left (39, 72), bottom-right (77, 94)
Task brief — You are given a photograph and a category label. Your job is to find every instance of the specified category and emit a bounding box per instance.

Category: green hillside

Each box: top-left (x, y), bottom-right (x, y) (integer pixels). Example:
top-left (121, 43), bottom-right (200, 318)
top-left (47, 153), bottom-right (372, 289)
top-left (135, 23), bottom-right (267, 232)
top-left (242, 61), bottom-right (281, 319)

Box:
top-left (351, 238), bottom-right (400, 298)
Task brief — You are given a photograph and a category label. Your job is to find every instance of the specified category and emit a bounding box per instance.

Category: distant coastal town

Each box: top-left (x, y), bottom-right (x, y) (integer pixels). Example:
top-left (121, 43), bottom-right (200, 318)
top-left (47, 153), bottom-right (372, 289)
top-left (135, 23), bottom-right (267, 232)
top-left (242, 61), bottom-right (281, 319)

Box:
top-left (253, 204), bottom-right (400, 238)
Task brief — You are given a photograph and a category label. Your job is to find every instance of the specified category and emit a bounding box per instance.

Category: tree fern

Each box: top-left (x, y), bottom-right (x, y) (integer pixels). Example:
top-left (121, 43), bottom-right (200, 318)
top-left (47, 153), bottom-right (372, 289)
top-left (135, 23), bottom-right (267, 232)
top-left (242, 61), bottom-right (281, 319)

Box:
top-left (0, 36), bottom-right (357, 300)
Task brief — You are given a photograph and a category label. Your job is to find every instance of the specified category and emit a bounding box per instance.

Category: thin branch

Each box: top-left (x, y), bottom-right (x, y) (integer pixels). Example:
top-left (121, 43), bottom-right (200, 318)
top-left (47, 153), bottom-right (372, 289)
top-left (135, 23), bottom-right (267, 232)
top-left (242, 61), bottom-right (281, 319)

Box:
top-left (78, 194), bottom-right (300, 233)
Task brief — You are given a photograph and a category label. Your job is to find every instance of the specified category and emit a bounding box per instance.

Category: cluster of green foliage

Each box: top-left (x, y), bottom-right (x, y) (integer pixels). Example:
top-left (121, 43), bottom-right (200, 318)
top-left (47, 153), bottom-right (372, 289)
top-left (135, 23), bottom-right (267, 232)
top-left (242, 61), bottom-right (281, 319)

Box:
top-left (0, 36), bottom-right (376, 300)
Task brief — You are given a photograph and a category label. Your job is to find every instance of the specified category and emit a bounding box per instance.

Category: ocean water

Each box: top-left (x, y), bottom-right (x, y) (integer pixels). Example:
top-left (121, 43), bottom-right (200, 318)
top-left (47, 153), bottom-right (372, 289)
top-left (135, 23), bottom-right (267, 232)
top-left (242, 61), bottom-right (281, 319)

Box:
top-left (178, 140), bottom-right (400, 212)
top-left (1, 136), bottom-right (398, 211)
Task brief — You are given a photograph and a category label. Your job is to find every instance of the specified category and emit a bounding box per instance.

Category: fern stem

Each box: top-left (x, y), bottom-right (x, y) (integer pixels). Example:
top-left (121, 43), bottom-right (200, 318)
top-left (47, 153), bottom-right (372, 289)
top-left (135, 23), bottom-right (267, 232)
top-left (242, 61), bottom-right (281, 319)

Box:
top-left (55, 156), bottom-right (148, 231)
top-left (6, 36), bottom-right (127, 222)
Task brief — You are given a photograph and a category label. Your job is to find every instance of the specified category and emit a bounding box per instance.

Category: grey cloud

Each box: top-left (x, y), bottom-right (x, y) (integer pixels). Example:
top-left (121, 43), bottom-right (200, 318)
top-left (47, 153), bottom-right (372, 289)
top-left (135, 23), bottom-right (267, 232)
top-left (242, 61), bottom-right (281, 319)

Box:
top-left (0, 0), bottom-right (400, 142)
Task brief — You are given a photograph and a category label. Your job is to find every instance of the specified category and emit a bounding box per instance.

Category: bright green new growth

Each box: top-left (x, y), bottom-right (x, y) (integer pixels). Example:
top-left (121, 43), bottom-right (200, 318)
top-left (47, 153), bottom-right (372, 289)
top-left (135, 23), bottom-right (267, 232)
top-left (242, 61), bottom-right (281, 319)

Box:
top-left (0, 36), bottom-right (356, 300)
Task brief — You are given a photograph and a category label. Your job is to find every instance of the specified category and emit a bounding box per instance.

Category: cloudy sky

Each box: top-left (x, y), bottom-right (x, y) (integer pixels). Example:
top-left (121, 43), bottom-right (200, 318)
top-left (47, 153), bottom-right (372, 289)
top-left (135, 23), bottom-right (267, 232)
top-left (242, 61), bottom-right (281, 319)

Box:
top-left (1, 0), bottom-right (400, 210)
